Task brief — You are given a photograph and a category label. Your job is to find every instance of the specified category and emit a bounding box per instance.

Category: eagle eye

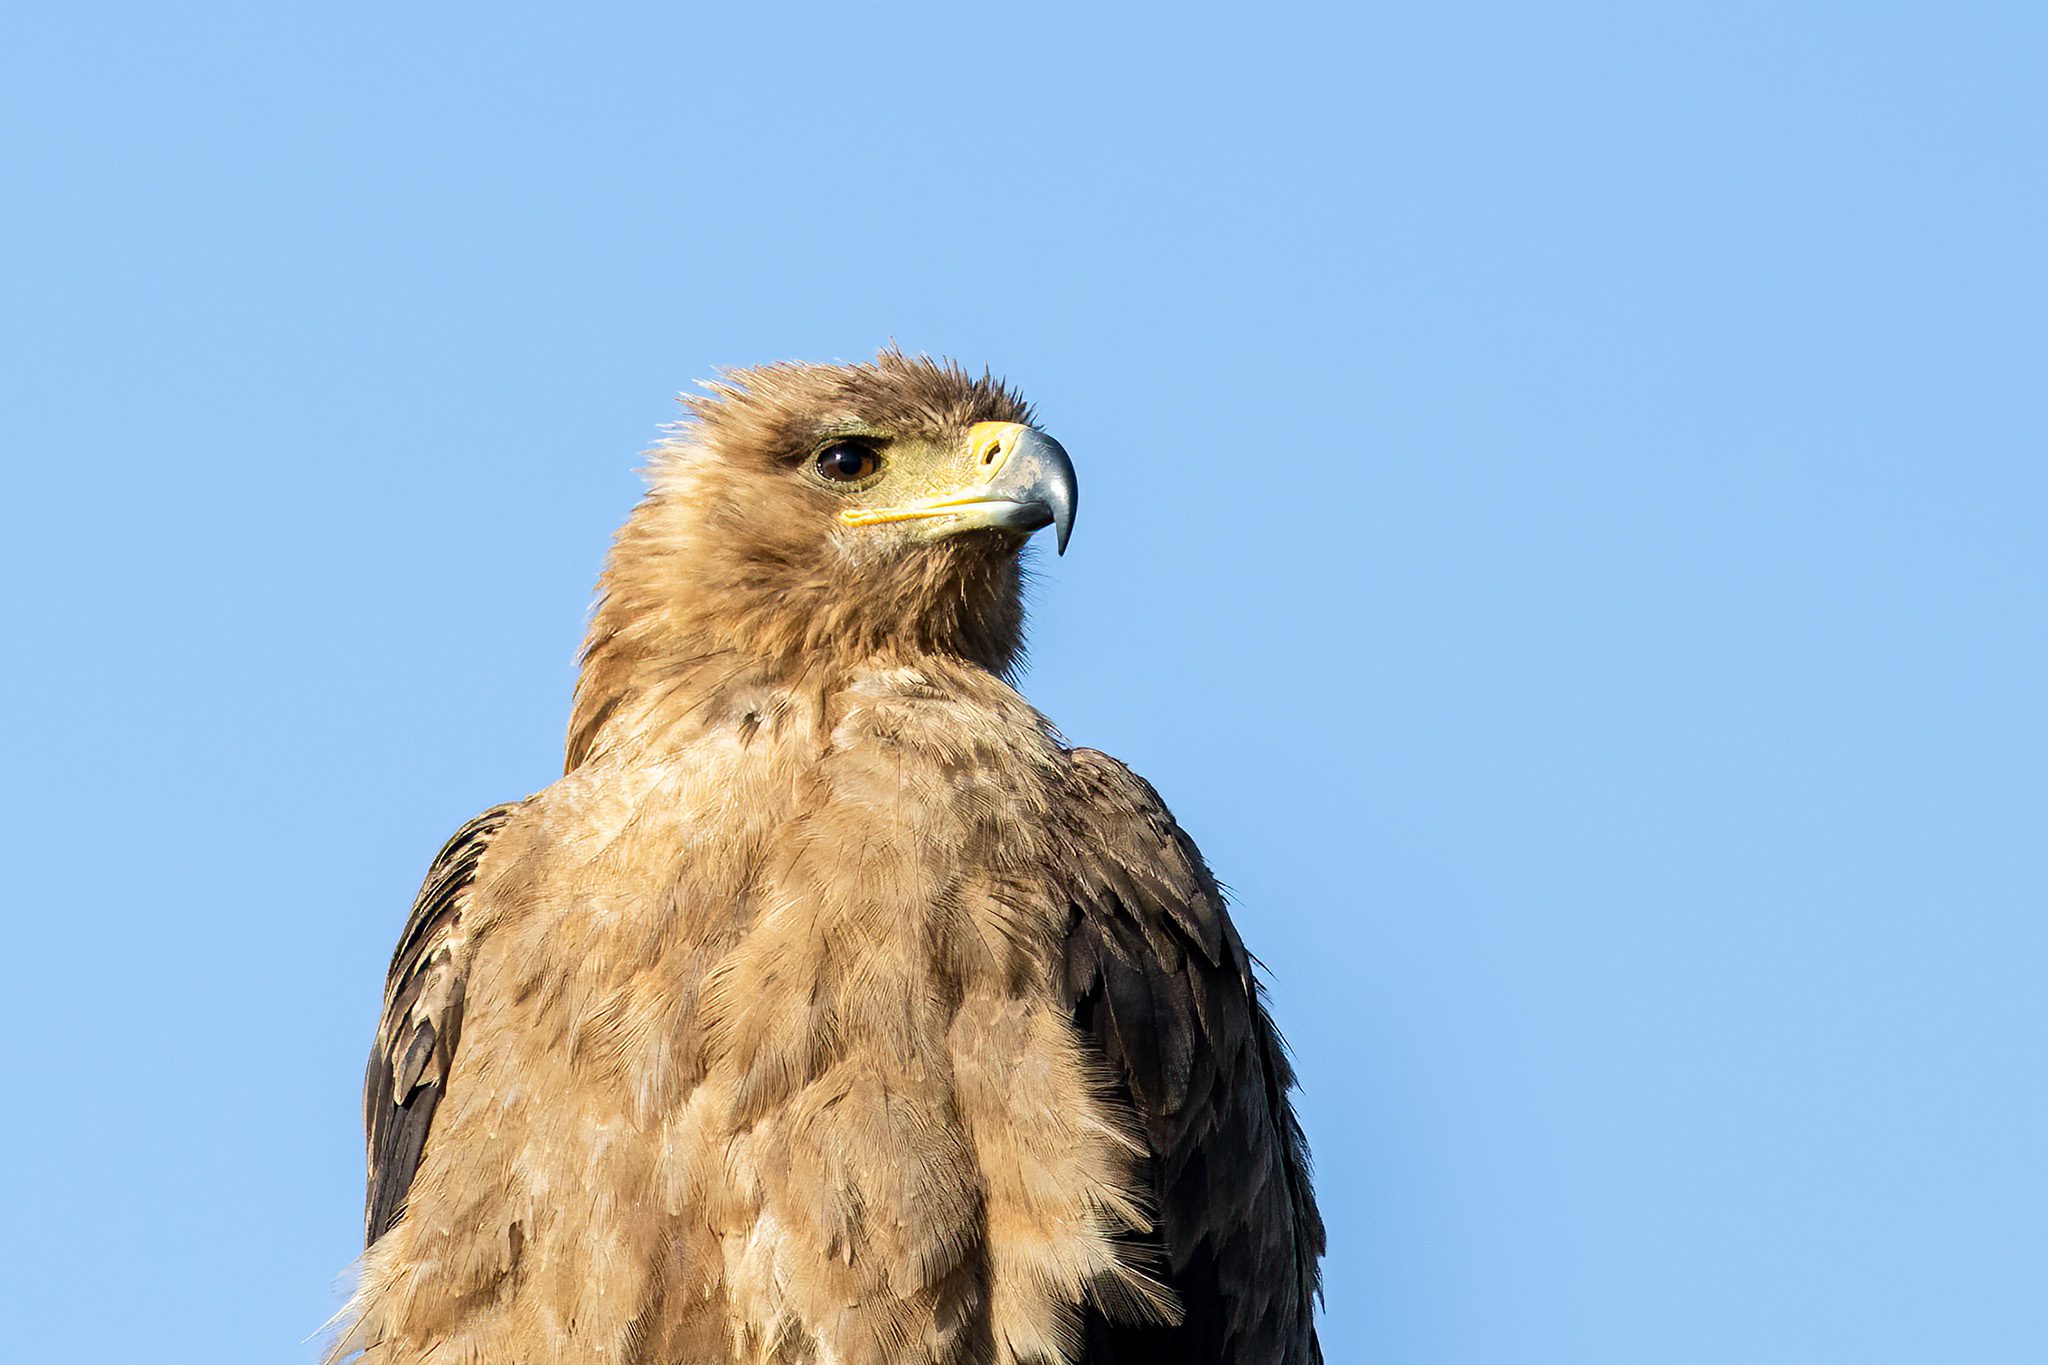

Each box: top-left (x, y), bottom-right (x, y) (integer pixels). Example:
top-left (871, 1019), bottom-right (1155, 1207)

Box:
top-left (815, 441), bottom-right (882, 484)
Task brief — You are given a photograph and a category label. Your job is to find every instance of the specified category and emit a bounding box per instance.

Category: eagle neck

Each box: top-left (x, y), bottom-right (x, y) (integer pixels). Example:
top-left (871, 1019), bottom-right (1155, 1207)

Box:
top-left (565, 484), bottom-right (1030, 770)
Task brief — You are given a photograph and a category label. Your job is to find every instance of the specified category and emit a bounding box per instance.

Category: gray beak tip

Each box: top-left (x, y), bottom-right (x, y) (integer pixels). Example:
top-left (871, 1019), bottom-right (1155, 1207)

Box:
top-left (1014, 427), bottom-right (1078, 558)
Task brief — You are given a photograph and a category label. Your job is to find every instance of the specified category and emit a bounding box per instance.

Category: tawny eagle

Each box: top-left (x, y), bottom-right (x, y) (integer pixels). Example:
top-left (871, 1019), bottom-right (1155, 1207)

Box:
top-left (336, 353), bottom-right (1323, 1364)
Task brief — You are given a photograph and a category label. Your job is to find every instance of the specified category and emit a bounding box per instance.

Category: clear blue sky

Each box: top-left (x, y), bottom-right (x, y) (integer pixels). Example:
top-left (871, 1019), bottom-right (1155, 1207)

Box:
top-left (3, 3), bottom-right (2042, 1361)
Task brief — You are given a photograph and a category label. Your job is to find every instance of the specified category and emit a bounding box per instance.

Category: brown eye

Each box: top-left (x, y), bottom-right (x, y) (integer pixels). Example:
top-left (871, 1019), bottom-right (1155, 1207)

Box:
top-left (815, 441), bottom-right (881, 483)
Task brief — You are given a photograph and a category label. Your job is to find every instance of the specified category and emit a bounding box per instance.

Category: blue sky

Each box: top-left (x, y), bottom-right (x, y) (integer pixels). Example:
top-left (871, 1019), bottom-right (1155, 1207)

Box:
top-left (3, 3), bottom-right (2042, 1361)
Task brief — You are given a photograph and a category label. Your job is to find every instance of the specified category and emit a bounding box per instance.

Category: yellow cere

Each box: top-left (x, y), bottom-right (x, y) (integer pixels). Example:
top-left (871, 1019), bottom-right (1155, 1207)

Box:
top-left (838, 422), bottom-right (1031, 528)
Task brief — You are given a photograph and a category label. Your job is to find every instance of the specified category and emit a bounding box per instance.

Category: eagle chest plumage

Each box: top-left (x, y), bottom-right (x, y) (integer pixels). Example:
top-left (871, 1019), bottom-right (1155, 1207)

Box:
top-left (357, 671), bottom-right (1163, 1364)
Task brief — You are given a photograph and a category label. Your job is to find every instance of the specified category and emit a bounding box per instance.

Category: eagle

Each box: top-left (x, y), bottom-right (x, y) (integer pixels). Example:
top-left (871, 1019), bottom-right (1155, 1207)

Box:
top-left (335, 352), bottom-right (1323, 1364)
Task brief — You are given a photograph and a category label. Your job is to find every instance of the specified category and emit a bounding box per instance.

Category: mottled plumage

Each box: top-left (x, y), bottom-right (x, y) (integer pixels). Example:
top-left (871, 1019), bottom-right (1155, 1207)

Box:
top-left (336, 353), bottom-right (1321, 1364)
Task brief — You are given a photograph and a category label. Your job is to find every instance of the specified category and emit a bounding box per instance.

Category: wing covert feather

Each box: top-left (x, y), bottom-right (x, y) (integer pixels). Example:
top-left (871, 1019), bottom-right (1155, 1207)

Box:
top-left (1058, 749), bottom-right (1323, 1364)
top-left (362, 803), bottom-right (521, 1245)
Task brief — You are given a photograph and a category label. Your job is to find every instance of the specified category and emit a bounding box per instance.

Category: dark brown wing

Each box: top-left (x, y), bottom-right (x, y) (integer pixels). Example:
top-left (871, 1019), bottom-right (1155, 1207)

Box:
top-left (362, 803), bottom-right (522, 1245)
top-left (1058, 749), bottom-right (1324, 1364)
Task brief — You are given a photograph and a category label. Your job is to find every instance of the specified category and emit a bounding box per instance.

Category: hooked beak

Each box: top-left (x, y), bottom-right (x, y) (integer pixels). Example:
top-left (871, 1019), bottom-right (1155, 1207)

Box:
top-left (839, 422), bottom-right (1079, 555)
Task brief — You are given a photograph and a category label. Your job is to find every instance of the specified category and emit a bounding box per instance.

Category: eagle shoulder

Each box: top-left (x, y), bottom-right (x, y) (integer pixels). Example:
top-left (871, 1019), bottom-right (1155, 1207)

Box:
top-left (1056, 748), bottom-right (1323, 1364)
top-left (362, 802), bottom-right (523, 1245)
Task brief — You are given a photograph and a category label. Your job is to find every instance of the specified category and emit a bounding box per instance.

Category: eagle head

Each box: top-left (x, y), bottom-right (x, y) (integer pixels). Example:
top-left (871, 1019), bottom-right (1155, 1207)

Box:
top-left (568, 351), bottom-right (1075, 766)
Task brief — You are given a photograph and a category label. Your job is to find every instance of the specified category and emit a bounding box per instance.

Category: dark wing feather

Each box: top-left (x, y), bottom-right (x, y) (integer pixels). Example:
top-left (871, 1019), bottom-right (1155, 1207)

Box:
top-left (362, 803), bottom-right (522, 1245)
top-left (1059, 750), bottom-right (1323, 1364)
